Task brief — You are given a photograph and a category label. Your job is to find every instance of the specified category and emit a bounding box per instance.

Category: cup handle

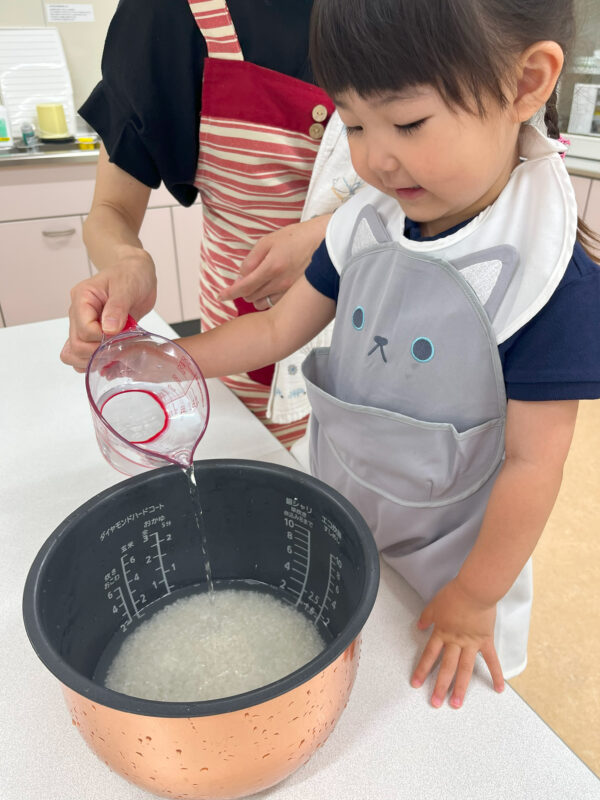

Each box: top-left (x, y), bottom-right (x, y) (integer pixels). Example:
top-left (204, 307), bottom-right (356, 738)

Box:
top-left (123, 315), bottom-right (138, 332)
top-left (99, 315), bottom-right (141, 347)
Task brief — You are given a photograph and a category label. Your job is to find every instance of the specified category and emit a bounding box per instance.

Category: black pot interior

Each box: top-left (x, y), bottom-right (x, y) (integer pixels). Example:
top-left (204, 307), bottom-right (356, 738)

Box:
top-left (23, 460), bottom-right (379, 716)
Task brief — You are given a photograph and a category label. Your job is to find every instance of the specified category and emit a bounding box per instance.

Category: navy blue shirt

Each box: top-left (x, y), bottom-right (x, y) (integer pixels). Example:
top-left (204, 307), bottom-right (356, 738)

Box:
top-left (305, 217), bottom-right (600, 401)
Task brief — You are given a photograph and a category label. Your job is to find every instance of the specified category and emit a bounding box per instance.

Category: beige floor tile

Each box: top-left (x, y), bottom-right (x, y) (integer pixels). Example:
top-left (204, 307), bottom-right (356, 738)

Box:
top-left (509, 400), bottom-right (600, 776)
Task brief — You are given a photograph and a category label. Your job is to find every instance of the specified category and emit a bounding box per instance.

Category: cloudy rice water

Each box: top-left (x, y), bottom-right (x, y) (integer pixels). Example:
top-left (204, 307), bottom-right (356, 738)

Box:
top-left (105, 589), bottom-right (325, 702)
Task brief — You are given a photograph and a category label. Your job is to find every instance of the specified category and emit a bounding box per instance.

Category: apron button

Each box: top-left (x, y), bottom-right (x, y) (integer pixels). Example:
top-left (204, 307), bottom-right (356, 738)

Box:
top-left (309, 122), bottom-right (325, 139)
top-left (312, 103), bottom-right (328, 122)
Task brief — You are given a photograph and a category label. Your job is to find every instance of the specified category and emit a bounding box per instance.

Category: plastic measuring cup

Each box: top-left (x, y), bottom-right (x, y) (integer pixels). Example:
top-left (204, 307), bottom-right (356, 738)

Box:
top-left (86, 316), bottom-right (210, 475)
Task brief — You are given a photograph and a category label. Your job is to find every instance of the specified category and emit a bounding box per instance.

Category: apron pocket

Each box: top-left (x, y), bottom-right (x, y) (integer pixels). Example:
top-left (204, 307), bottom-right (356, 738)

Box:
top-left (303, 349), bottom-right (505, 507)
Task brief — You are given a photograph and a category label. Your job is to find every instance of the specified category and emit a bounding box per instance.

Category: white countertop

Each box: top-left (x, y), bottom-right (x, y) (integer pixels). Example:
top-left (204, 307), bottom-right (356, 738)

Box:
top-left (1, 314), bottom-right (598, 800)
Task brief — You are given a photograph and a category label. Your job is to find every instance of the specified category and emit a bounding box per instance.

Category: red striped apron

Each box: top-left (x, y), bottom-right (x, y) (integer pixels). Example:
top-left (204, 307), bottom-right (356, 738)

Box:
top-left (188, 0), bottom-right (334, 448)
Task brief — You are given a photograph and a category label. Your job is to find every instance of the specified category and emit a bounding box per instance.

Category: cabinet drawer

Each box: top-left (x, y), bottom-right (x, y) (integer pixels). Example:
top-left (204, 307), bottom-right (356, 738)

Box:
top-left (0, 163), bottom-right (97, 222)
top-left (0, 216), bottom-right (91, 325)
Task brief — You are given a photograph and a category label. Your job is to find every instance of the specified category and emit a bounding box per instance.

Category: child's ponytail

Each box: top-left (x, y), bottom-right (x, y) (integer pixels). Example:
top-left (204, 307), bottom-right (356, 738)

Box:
top-left (543, 88), bottom-right (560, 140)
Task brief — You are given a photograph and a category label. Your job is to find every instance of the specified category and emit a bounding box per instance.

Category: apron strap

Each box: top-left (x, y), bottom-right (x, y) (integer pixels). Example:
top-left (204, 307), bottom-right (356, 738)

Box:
top-left (187, 0), bottom-right (244, 61)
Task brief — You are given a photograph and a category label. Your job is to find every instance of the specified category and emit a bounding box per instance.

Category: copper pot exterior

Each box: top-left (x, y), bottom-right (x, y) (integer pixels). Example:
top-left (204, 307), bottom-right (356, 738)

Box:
top-left (63, 637), bottom-right (360, 800)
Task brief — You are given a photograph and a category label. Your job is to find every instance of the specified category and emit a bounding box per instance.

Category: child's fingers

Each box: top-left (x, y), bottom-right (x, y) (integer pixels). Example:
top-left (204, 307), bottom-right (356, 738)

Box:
top-left (410, 632), bottom-right (443, 688)
top-left (450, 649), bottom-right (477, 708)
top-left (430, 644), bottom-right (461, 708)
top-left (480, 642), bottom-right (505, 693)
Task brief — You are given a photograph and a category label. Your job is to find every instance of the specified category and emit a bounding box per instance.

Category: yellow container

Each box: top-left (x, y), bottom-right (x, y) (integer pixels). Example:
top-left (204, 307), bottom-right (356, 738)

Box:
top-left (76, 135), bottom-right (99, 150)
top-left (36, 103), bottom-right (68, 138)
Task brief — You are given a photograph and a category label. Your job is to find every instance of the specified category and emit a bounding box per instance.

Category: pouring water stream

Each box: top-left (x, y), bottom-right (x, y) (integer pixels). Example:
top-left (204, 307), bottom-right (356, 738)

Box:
top-left (184, 463), bottom-right (214, 596)
top-left (87, 316), bottom-right (214, 594)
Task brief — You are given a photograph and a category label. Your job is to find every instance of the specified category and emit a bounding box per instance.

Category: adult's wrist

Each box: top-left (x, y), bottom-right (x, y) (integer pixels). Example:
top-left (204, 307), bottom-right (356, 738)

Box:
top-left (113, 243), bottom-right (154, 270)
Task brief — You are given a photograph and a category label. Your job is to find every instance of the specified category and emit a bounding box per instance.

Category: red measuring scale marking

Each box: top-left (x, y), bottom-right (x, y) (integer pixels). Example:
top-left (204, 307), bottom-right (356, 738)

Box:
top-left (99, 389), bottom-right (169, 445)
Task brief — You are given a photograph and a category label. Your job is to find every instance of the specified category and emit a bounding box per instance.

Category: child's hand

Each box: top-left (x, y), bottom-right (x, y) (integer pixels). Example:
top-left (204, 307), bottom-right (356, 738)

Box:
top-left (410, 578), bottom-right (504, 708)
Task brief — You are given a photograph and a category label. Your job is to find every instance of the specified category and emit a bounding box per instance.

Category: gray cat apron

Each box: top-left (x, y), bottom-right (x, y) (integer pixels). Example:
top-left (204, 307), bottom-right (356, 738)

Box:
top-left (302, 125), bottom-right (577, 676)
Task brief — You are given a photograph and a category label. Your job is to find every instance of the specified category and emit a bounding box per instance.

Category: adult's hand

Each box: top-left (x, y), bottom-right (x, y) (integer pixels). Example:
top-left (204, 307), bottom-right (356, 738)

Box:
top-left (60, 250), bottom-right (157, 372)
top-left (60, 144), bottom-right (156, 372)
top-left (219, 214), bottom-right (331, 310)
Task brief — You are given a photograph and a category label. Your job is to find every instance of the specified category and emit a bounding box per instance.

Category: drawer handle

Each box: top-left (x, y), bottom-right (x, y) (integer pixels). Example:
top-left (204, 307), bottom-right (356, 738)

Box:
top-left (42, 228), bottom-right (76, 238)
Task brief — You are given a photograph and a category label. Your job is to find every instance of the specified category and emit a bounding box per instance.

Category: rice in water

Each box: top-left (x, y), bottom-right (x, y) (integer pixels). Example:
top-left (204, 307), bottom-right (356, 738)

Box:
top-left (105, 589), bottom-right (325, 701)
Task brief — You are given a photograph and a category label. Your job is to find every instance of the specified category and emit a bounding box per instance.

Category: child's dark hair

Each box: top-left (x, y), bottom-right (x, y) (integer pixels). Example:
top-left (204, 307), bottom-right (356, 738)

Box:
top-left (310, 0), bottom-right (599, 260)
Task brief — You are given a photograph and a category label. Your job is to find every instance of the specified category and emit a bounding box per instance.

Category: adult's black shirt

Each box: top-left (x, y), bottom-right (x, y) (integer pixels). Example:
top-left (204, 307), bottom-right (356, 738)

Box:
top-left (79, 0), bottom-right (315, 205)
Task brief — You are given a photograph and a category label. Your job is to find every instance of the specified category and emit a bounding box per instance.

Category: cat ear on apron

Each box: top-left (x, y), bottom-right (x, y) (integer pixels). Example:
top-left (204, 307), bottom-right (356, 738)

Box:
top-left (451, 245), bottom-right (519, 323)
top-left (344, 211), bottom-right (519, 327)
top-left (347, 204), bottom-right (393, 260)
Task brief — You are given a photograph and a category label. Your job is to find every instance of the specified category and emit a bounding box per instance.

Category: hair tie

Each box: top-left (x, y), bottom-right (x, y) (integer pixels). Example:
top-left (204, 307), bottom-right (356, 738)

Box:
top-left (558, 135), bottom-right (570, 159)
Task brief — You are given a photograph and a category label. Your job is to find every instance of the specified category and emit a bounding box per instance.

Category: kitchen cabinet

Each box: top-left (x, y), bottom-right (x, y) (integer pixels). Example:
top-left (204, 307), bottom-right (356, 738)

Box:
top-left (0, 214), bottom-right (91, 326)
top-left (172, 203), bottom-right (203, 322)
top-left (137, 207), bottom-right (183, 324)
top-left (1, 159), bottom-right (599, 329)
top-left (0, 160), bottom-right (201, 327)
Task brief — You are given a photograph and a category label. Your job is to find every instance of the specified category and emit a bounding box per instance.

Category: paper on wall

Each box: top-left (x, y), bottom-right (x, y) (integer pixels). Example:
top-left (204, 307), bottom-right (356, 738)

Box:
top-left (45, 5), bottom-right (95, 24)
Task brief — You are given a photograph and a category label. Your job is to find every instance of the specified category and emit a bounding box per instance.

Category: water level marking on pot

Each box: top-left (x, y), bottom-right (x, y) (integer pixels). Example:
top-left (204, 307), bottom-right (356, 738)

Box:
top-left (146, 529), bottom-right (175, 596)
top-left (120, 551), bottom-right (144, 619)
top-left (282, 503), bottom-right (312, 608)
top-left (117, 529), bottom-right (174, 620)
top-left (280, 499), bottom-right (345, 632)
top-left (106, 583), bottom-right (133, 633)
top-left (102, 507), bottom-right (179, 633)
top-left (314, 553), bottom-right (343, 629)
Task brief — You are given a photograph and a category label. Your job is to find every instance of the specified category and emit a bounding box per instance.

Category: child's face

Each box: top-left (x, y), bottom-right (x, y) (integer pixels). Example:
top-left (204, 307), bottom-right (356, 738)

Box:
top-left (335, 86), bottom-right (521, 237)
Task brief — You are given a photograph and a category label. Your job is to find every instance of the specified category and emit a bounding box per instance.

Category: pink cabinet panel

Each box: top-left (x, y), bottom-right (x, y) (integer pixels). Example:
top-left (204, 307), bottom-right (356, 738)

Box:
top-left (570, 175), bottom-right (591, 218)
top-left (138, 206), bottom-right (183, 324)
top-left (585, 179), bottom-right (600, 235)
top-left (0, 164), bottom-right (175, 223)
top-left (0, 215), bottom-right (91, 325)
top-left (172, 203), bottom-right (203, 322)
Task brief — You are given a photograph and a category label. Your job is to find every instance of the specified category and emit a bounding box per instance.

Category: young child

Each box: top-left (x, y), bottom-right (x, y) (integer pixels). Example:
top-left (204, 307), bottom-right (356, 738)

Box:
top-left (173, 0), bottom-right (600, 707)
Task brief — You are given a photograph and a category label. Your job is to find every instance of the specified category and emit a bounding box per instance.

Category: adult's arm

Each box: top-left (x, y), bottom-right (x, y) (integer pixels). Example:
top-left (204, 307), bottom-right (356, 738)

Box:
top-left (181, 275), bottom-right (336, 379)
top-left (60, 145), bottom-right (157, 372)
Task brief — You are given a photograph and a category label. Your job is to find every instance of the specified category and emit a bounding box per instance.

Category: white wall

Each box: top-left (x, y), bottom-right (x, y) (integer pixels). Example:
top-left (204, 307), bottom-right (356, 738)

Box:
top-left (0, 0), bottom-right (118, 110)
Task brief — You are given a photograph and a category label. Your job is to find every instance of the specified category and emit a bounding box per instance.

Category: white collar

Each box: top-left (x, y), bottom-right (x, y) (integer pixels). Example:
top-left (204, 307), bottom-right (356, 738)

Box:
top-left (327, 124), bottom-right (578, 343)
